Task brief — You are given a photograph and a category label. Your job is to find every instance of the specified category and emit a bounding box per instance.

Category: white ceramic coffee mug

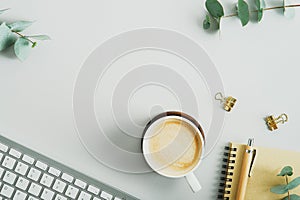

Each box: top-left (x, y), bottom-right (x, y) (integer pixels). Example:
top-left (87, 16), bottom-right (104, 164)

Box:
top-left (142, 112), bottom-right (205, 193)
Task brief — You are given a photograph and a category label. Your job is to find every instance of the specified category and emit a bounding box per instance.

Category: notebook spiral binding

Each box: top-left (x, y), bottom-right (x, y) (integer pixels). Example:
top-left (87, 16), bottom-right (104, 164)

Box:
top-left (217, 146), bottom-right (237, 200)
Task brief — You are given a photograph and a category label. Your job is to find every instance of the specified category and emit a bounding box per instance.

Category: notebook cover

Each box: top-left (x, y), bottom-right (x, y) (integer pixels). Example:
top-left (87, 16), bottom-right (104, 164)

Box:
top-left (222, 143), bottom-right (300, 200)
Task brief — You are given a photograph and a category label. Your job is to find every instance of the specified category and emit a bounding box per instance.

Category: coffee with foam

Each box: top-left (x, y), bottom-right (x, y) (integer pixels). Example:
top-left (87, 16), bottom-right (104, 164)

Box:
top-left (147, 118), bottom-right (202, 176)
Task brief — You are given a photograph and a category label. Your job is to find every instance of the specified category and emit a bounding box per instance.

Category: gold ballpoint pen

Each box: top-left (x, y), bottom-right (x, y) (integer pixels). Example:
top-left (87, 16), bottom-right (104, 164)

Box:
top-left (236, 138), bottom-right (255, 200)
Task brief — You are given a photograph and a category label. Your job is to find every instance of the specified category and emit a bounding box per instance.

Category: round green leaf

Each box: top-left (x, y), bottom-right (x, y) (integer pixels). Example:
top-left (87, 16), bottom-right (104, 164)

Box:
top-left (261, 0), bottom-right (266, 8)
top-left (236, 0), bottom-right (249, 26)
top-left (283, 0), bottom-right (295, 19)
top-left (8, 21), bottom-right (33, 32)
top-left (14, 37), bottom-right (31, 61)
top-left (203, 15), bottom-right (211, 29)
top-left (0, 22), bottom-right (17, 51)
top-left (283, 194), bottom-right (300, 200)
top-left (287, 177), bottom-right (300, 190)
top-left (254, 0), bottom-right (265, 9)
top-left (257, 9), bottom-right (263, 22)
top-left (255, 0), bottom-right (266, 22)
top-left (255, 0), bottom-right (260, 9)
top-left (0, 8), bottom-right (9, 15)
top-left (27, 35), bottom-right (51, 40)
top-left (270, 185), bottom-right (288, 194)
top-left (278, 166), bottom-right (293, 176)
top-left (255, 0), bottom-right (264, 22)
top-left (205, 0), bottom-right (224, 19)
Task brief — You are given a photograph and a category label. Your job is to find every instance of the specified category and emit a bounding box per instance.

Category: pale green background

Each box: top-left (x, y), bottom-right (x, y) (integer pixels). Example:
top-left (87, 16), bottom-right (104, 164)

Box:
top-left (0, 0), bottom-right (300, 199)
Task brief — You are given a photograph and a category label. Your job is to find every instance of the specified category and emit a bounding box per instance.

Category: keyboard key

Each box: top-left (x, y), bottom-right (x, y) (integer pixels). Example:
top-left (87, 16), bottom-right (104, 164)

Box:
top-left (53, 179), bottom-right (66, 193)
top-left (0, 167), bottom-right (4, 177)
top-left (41, 188), bottom-right (55, 200)
top-left (100, 191), bottom-right (113, 200)
top-left (55, 194), bottom-right (68, 200)
top-left (28, 183), bottom-right (42, 196)
top-left (13, 190), bottom-right (27, 200)
top-left (78, 191), bottom-right (91, 200)
top-left (27, 168), bottom-right (41, 181)
top-left (2, 156), bottom-right (16, 169)
top-left (28, 196), bottom-right (38, 200)
top-left (0, 135), bottom-right (139, 200)
top-left (65, 185), bottom-right (79, 199)
top-left (1, 184), bottom-right (14, 198)
top-left (61, 173), bottom-right (73, 183)
top-left (15, 161), bottom-right (29, 175)
top-left (0, 143), bottom-right (8, 152)
top-left (114, 197), bottom-right (123, 200)
top-left (9, 148), bottom-right (22, 158)
top-left (22, 154), bottom-right (34, 165)
top-left (3, 171), bottom-right (17, 184)
top-left (40, 173), bottom-right (54, 187)
top-left (75, 179), bottom-right (87, 189)
top-left (49, 167), bottom-right (61, 177)
top-left (87, 185), bottom-right (100, 195)
top-left (35, 161), bottom-right (48, 171)
top-left (16, 177), bottom-right (30, 190)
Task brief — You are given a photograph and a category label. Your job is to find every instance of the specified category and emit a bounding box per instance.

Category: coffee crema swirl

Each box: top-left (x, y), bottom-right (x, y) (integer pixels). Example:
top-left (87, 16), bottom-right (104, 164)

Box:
top-left (148, 118), bottom-right (202, 175)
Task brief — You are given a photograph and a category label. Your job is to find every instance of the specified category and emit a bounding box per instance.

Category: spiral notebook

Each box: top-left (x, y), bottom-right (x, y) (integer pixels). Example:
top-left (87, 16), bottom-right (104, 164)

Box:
top-left (218, 142), bottom-right (300, 200)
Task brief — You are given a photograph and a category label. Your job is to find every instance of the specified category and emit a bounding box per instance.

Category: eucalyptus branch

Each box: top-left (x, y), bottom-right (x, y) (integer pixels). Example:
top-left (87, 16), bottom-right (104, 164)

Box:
top-left (0, 8), bottom-right (50, 61)
top-left (203, 0), bottom-right (300, 31)
top-left (223, 4), bottom-right (300, 18)
top-left (270, 166), bottom-right (300, 200)
top-left (285, 175), bottom-right (290, 200)
top-left (12, 31), bottom-right (36, 46)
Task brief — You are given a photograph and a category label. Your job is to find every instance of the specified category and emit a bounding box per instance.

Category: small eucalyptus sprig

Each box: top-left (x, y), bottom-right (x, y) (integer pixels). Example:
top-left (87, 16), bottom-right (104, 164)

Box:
top-left (271, 166), bottom-right (300, 200)
top-left (203, 0), bottom-right (300, 30)
top-left (0, 9), bottom-right (50, 61)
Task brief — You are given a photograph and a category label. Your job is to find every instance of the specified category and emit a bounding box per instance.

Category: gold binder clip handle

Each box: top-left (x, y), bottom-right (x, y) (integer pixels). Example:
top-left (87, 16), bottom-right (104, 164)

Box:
top-left (266, 113), bottom-right (288, 131)
top-left (215, 92), bottom-right (237, 112)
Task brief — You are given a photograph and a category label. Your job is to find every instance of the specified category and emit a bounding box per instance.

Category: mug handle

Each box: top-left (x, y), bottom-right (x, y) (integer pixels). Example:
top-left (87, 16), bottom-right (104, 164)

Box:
top-left (185, 173), bottom-right (202, 192)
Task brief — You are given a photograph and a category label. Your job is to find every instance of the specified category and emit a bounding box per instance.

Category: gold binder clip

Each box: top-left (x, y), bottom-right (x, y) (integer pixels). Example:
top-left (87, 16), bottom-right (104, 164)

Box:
top-left (215, 92), bottom-right (237, 112)
top-left (266, 113), bottom-right (288, 131)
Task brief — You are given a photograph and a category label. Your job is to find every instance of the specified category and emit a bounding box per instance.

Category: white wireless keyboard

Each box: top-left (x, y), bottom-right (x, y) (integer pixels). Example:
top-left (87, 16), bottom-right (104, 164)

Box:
top-left (0, 134), bottom-right (140, 200)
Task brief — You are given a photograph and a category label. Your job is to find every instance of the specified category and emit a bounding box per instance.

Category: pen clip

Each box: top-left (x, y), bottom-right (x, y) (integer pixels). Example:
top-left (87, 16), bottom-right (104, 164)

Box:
top-left (248, 149), bottom-right (257, 177)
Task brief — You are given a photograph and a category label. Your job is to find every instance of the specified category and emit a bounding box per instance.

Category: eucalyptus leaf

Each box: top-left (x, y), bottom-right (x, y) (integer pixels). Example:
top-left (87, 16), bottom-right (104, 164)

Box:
top-left (27, 35), bottom-right (51, 40)
top-left (278, 166), bottom-right (293, 176)
top-left (236, 0), bottom-right (249, 26)
top-left (270, 185), bottom-right (288, 194)
top-left (255, 0), bottom-right (265, 22)
top-left (287, 177), bottom-right (300, 190)
top-left (216, 17), bottom-right (221, 30)
top-left (261, 0), bottom-right (266, 8)
top-left (257, 9), bottom-right (263, 21)
top-left (203, 15), bottom-right (211, 29)
top-left (0, 8), bottom-right (9, 15)
top-left (205, 0), bottom-right (224, 19)
top-left (14, 37), bottom-right (31, 61)
top-left (0, 23), bottom-right (17, 51)
top-left (283, 0), bottom-right (295, 18)
top-left (8, 21), bottom-right (33, 32)
top-left (282, 194), bottom-right (300, 200)
top-left (284, 8), bottom-right (295, 18)
top-left (255, 0), bottom-right (266, 10)
top-left (255, 0), bottom-right (260, 10)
